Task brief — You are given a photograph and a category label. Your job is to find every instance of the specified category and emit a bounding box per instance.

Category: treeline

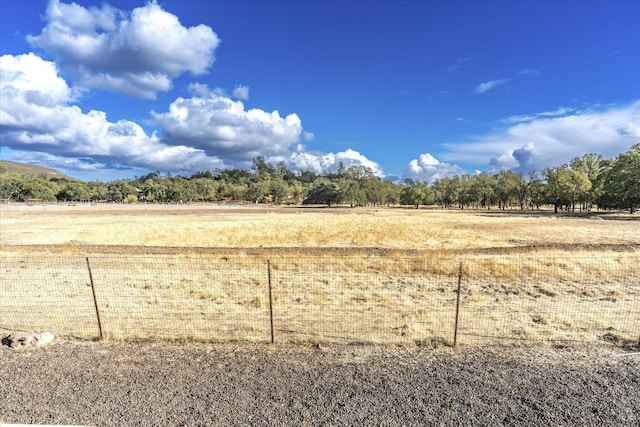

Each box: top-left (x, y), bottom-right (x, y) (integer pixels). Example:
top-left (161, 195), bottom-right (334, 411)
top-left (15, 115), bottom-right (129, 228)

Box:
top-left (1, 144), bottom-right (638, 213)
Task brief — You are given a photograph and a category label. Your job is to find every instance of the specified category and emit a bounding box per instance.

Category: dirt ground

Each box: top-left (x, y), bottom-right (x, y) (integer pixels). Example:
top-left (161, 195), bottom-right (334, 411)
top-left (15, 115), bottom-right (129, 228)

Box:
top-left (1, 340), bottom-right (638, 426)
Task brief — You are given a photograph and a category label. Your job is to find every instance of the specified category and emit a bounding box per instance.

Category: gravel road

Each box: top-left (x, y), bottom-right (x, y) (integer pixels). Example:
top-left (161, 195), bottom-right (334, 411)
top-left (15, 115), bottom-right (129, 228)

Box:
top-left (1, 340), bottom-right (638, 426)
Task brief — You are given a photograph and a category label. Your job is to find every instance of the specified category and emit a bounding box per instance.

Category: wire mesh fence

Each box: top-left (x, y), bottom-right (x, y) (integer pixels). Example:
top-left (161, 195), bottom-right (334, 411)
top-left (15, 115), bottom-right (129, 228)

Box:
top-left (1, 253), bottom-right (638, 346)
top-left (458, 255), bottom-right (638, 345)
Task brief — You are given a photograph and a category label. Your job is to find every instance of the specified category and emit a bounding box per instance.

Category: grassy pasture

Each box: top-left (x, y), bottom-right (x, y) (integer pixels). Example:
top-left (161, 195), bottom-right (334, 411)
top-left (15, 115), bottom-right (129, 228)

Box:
top-left (1, 203), bottom-right (638, 250)
top-left (1, 203), bottom-right (638, 345)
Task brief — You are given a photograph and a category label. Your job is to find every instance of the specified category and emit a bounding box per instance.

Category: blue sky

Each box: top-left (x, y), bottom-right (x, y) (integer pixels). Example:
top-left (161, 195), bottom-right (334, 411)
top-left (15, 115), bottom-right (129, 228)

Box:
top-left (1, 0), bottom-right (639, 182)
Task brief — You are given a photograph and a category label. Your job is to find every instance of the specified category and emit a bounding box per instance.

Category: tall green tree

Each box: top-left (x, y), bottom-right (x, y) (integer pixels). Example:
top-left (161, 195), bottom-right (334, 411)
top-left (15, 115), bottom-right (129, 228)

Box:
top-left (192, 177), bottom-right (219, 202)
top-left (251, 156), bottom-right (275, 176)
top-left (245, 174), bottom-right (271, 203)
top-left (399, 184), bottom-right (421, 209)
top-left (57, 181), bottom-right (90, 202)
top-left (527, 172), bottom-right (545, 209)
top-left (601, 144), bottom-right (640, 213)
top-left (470, 172), bottom-right (496, 209)
top-left (269, 177), bottom-right (290, 204)
top-left (570, 153), bottom-right (602, 210)
top-left (432, 177), bottom-right (458, 208)
top-left (399, 181), bottom-right (434, 209)
top-left (288, 180), bottom-right (307, 204)
top-left (303, 180), bottom-right (340, 206)
top-left (454, 175), bottom-right (474, 209)
top-left (382, 180), bottom-right (400, 206)
top-left (543, 165), bottom-right (573, 213)
top-left (106, 180), bottom-right (133, 202)
top-left (338, 177), bottom-right (366, 207)
top-left (568, 169), bottom-right (591, 212)
top-left (86, 181), bottom-right (109, 202)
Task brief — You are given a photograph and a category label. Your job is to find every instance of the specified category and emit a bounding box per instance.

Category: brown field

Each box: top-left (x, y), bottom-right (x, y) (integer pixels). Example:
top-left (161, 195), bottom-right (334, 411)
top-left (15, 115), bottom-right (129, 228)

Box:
top-left (1, 203), bottom-right (639, 345)
top-left (1, 202), bottom-right (638, 250)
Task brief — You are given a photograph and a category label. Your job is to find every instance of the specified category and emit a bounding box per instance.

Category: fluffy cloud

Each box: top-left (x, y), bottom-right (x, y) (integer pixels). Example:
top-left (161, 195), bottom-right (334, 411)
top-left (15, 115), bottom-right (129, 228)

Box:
top-left (0, 53), bottom-right (78, 106)
top-left (1, 3), bottom-right (385, 179)
top-left (27, 0), bottom-right (219, 98)
top-left (289, 147), bottom-right (384, 176)
top-left (1, 53), bottom-right (382, 178)
top-left (152, 84), bottom-right (304, 165)
top-left (403, 153), bottom-right (464, 183)
top-left (442, 101), bottom-right (640, 174)
top-left (232, 85), bottom-right (250, 100)
top-left (0, 54), bottom-right (225, 175)
top-left (488, 142), bottom-right (553, 173)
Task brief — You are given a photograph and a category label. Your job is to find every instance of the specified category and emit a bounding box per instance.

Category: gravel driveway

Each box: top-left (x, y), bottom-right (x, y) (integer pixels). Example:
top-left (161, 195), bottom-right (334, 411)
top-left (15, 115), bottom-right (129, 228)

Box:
top-left (1, 340), bottom-right (638, 426)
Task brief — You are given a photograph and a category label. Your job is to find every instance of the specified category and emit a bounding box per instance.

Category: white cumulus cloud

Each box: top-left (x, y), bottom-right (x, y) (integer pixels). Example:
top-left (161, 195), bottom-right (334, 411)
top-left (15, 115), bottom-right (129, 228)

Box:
top-left (403, 153), bottom-right (464, 183)
top-left (27, 0), bottom-right (219, 98)
top-left (441, 101), bottom-right (640, 174)
top-left (289, 148), bottom-right (384, 176)
top-left (2, 4), bottom-right (389, 180)
top-left (1, 53), bottom-right (382, 179)
top-left (0, 53), bottom-right (79, 106)
top-left (152, 84), bottom-right (304, 165)
top-left (0, 54), bottom-right (225, 175)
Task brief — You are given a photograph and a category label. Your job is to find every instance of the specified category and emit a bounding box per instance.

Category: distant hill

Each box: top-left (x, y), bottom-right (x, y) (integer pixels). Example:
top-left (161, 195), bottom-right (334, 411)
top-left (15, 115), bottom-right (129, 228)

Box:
top-left (0, 160), bottom-right (79, 181)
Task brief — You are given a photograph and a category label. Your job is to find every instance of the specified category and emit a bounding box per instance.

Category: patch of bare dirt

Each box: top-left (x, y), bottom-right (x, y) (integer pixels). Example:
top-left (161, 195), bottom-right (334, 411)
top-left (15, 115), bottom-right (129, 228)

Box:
top-left (0, 341), bottom-right (638, 426)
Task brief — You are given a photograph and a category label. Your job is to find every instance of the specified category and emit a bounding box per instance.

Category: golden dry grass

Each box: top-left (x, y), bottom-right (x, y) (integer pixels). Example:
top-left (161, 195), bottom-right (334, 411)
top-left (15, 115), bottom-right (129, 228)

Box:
top-left (1, 203), bottom-right (638, 346)
top-left (1, 203), bottom-right (637, 250)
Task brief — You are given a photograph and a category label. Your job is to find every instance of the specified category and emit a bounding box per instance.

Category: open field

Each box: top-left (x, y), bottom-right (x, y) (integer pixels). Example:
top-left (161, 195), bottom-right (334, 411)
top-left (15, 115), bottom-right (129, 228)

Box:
top-left (1, 203), bottom-right (639, 345)
top-left (1, 202), bottom-right (638, 251)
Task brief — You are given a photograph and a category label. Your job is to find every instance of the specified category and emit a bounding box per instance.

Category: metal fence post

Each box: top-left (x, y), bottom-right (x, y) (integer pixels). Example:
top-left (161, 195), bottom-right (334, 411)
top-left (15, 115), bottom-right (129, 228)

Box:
top-left (267, 259), bottom-right (275, 344)
top-left (453, 261), bottom-right (463, 347)
top-left (85, 257), bottom-right (104, 340)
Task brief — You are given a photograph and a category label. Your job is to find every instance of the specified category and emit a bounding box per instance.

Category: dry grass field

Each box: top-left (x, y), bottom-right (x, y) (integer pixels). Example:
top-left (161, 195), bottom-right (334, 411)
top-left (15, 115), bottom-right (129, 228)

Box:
top-left (1, 202), bottom-right (638, 250)
top-left (1, 203), bottom-right (639, 346)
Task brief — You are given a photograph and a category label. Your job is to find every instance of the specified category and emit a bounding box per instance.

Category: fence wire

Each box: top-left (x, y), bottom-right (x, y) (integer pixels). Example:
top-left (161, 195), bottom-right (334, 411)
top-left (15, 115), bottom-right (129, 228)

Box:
top-left (1, 253), bottom-right (638, 346)
top-left (458, 255), bottom-right (639, 345)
